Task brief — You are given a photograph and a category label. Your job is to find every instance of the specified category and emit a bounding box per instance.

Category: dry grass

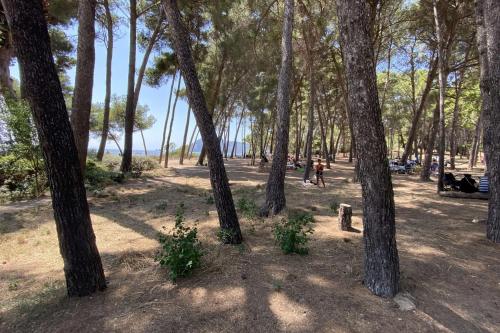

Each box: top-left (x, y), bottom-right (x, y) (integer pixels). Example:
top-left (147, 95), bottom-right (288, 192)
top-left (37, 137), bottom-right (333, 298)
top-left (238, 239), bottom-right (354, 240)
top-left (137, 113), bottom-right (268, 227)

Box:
top-left (0, 157), bottom-right (499, 332)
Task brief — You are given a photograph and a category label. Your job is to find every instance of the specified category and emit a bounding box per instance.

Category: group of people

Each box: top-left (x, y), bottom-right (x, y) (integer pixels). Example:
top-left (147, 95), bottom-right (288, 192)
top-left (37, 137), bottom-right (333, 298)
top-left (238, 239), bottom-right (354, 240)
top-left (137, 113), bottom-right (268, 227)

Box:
top-left (285, 156), bottom-right (326, 187)
top-left (443, 172), bottom-right (489, 194)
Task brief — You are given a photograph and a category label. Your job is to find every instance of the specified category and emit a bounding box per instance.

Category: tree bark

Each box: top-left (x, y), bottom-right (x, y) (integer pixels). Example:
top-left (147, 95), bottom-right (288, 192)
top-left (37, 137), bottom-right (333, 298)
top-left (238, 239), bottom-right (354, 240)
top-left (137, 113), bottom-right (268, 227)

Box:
top-left (475, 0), bottom-right (500, 243)
top-left (4, 0), bottom-right (106, 296)
top-left (449, 68), bottom-right (466, 170)
top-left (261, 0), bottom-right (294, 216)
top-left (159, 70), bottom-right (177, 164)
top-left (162, 0), bottom-right (242, 244)
top-left (336, 0), bottom-right (399, 297)
top-left (469, 112), bottom-right (482, 169)
top-left (421, 100), bottom-right (440, 181)
top-left (132, 17), bottom-right (162, 111)
top-left (179, 106), bottom-right (191, 165)
top-left (140, 129), bottom-right (147, 156)
top-left (164, 74), bottom-right (182, 168)
top-left (401, 56), bottom-right (438, 164)
top-left (71, 0), bottom-right (97, 172)
top-left (196, 52), bottom-right (227, 166)
top-left (433, 0), bottom-right (447, 193)
top-left (96, 0), bottom-right (113, 162)
top-left (120, 0), bottom-right (137, 173)
top-left (230, 109), bottom-right (244, 158)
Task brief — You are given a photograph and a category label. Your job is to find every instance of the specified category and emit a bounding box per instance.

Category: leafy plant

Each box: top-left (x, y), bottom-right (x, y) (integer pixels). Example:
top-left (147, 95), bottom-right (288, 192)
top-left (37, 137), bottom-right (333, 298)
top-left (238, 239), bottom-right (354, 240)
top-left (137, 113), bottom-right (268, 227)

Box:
top-left (329, 200), bottom-right (339, 214)
top-left (85, 160), bottom-right (123, 190)
top-left (237, 196), bottom-right (258, 219)
top-left (157, 203), bottom-right (203, 281)
top-left (274, 212), bottom-right (314, 255)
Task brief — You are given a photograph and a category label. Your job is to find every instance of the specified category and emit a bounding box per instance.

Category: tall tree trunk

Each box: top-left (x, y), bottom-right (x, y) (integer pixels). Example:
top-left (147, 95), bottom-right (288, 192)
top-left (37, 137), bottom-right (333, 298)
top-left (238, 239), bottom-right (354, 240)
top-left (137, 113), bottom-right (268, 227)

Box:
top-left (469, 112), bottom-right (482, 169)
top-left (120, 0), bottom-right (137, 172)
top-left (140, 129), bottom-right (147, 156)
top-left (318, 103), bottom-right (330, 169)
top-left (401, 56), bottom-right (438, 163)
top-left (4, 0), bottom-right (106, 296)
top-left (159, 70), bottom-right (177, 164)
top-left (179, 106), bottom-right (191, 165)
top-left (261, 0), bottom-right (294, 216)
top-left (109, 132), bottom-right (122, 155)
top-left (379, 34), bottom-right (393, 113)
top-left (162, 0), bottom-right (242, 244)
top-left (189, 128), bottom-right (199, 159)
top-left (336, 0), bottom-right (399, 297)
top-left (433, 0), bottom-right (447, 193)
top-left (196, 52), bottom-right (227, 166)
top-left (475, 0), bottom-right (500, 242)
top-left (96, 0), bottom-right (113, 162)
top-left (133, 17), bottom-right (162, 111)
top-left (0, 38), bottom-right (15, 97)
top-left (302, 22), bottom-right (315, 183)
top-left (449, 67), bottom-right (466, 169)
top-left (421, 100), bottom-right (440, 181)
top-left (71, 0), bottom-right (96, 172)
top-left (230, 109), bottom-right (244, 158)
top-left (164, 74), bottom-right (182, 168)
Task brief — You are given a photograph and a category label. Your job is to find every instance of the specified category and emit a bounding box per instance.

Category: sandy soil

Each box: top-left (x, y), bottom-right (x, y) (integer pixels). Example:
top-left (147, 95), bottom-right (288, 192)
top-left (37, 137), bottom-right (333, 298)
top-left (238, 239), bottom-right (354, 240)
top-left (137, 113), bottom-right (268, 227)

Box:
top-left (0, 157), bottom-right (499, 333)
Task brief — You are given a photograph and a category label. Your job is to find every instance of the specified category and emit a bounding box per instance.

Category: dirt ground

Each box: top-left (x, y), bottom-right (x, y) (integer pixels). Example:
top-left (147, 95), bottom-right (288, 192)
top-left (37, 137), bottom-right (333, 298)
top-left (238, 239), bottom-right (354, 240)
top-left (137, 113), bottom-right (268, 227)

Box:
top-left (0, 157), bottom-right (499, 333)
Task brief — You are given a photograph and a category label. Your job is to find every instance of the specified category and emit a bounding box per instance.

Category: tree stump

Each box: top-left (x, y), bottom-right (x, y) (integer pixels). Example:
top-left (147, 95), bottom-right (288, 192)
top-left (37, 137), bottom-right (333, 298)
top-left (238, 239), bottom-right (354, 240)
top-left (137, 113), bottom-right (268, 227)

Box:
top-left (338, 204), bottom-right (352, 231)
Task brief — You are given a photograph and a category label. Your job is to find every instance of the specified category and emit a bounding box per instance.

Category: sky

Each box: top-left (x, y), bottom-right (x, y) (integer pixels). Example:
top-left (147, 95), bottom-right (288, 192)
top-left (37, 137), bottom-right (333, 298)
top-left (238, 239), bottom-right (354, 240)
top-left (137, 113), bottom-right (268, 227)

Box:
top-left (9, 20), bottom-right (243, 153)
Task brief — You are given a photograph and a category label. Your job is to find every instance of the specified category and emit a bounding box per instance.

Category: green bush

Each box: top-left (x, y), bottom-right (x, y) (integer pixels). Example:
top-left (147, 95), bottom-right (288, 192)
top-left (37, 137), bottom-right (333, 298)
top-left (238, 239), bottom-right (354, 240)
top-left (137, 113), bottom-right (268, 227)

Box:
top-left (0, 153), bottom-right (46, 201)
top-left (274, 212), bottom-right (314, 255)
top-left (157, 203), bottom-right (203, 281)
top-left (329, 200), bottom-right (339, 214)
top-left (237, 196), bottom-right (258, 219)
top-left (85, 160), bottom-right (124, 190)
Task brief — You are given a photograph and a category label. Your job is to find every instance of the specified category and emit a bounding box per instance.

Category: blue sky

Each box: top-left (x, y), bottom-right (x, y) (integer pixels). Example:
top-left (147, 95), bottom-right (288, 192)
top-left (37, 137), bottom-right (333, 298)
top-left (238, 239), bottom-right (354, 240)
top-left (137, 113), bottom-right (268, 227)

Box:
top-left (10, 21), bottom-right (242, 153)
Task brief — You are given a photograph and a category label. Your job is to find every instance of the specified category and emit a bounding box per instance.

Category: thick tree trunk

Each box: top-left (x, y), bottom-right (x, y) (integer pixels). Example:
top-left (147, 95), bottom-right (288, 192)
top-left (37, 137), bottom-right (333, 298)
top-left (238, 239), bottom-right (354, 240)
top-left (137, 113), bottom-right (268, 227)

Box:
top-left (162, 0), bottom-right (242, 244)
top-left (475, 0), bottom-right (500, 242)
top-left (159, 70), bottom-right (177, 164)
top-left (164, 75), bottom-right (182, 168)
top-left (179, 106), bottom-right (191, 165)
top-left (120, 0), bottom-right (137, 173)
top-left (261, 0), bottom-right (294, 216)
top-left (421, 101), bottom-right (440, 181)
top-left (4, 0), bottom-right (106, 296)
top-left (433, 0), bottom-right (447, 193)
top-left (96, 0), bottom-right (113, 162)
top-left (336, 0), bottom-right (399, 297)
top-left (71, 0), bottom-right (96, 172)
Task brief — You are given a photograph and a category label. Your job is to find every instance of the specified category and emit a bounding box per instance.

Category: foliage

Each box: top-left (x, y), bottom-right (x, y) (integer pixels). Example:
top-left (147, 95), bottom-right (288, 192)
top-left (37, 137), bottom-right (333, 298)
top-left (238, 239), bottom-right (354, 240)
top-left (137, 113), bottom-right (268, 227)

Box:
top-left (274, 212), bottom-right (314, 255)
top-left (236, 196), bottom-right (258, 219)
top-left (157, 203), bottom-right (203, 281)
top-left (0, 99), bottom-right (46, 200)
top-left (84, 160), bottom-right (124, 190)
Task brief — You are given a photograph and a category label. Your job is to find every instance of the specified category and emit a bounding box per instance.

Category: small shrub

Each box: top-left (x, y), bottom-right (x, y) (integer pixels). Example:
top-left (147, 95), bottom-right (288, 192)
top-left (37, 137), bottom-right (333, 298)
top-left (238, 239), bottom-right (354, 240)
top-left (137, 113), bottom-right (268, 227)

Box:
top-left (85, 160), bottom-right (123, 190)
top-left (237, 197), bottom-right (257, 219)
top-left (157, 203), bottom-right (203, 281)
top-left (329, 200), bottom-right (339, 214)
top-left (216, 228), bottom-right (239, 243)
top-left (274, 212), bottom-right (314, 255)
top-left (206, 195), bottom-right (214, 205)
